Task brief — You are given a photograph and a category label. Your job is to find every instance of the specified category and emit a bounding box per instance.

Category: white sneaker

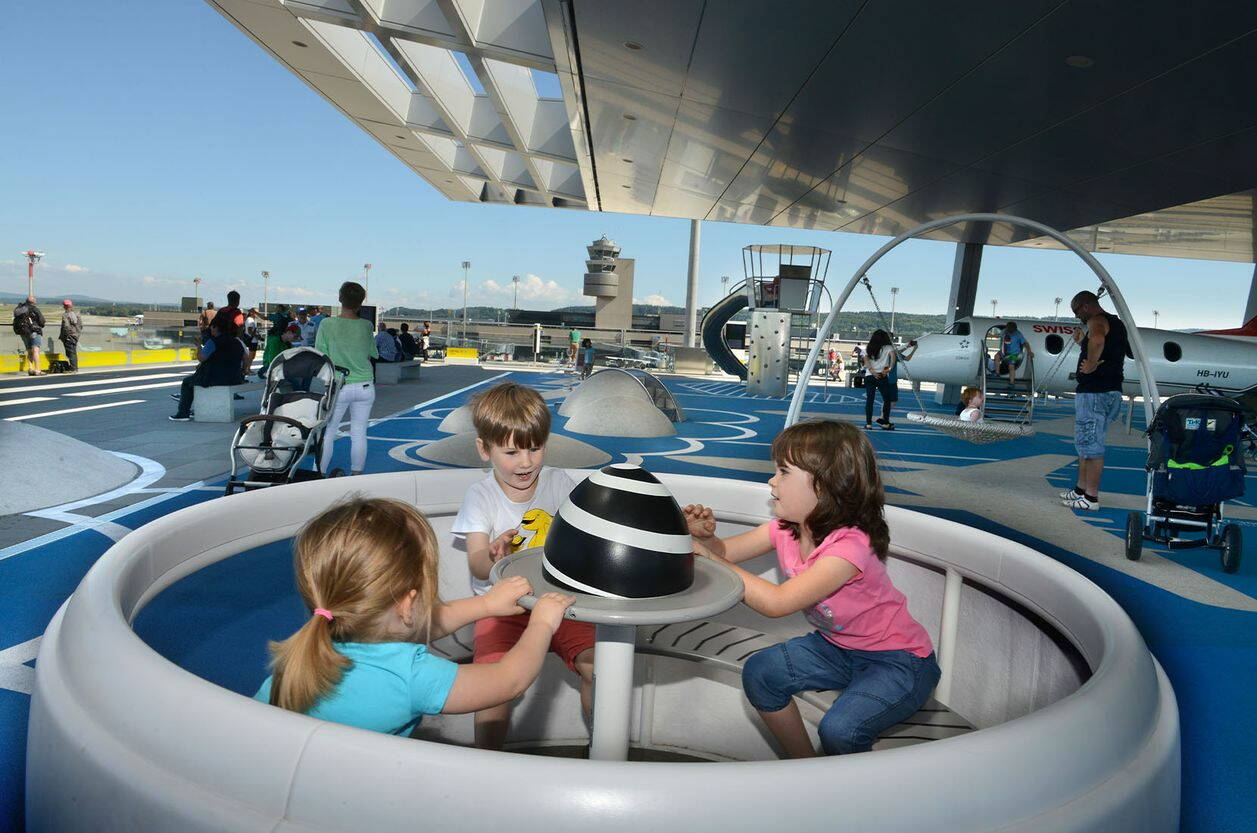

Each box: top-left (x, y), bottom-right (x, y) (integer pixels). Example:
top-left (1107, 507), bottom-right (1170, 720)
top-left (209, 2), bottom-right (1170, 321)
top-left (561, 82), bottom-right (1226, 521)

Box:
top-left (1058, 487), bottom-right (1081, 501)
top-left (1062, 494), bottom-right (1098, 511)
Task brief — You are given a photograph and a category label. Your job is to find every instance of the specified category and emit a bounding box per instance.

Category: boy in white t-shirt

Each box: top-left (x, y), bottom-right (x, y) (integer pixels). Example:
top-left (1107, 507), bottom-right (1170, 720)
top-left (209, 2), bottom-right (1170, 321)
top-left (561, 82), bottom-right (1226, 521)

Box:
top-left (451, 382), bottom-right (596, 749)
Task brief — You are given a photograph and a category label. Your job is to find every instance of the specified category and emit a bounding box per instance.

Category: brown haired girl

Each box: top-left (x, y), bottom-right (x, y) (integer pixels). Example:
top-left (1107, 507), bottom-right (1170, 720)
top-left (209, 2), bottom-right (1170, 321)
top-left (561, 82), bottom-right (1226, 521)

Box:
top-left (257, 497), bottom-right (575, 735)
top-left (683, 420), bottom-right (939, 757)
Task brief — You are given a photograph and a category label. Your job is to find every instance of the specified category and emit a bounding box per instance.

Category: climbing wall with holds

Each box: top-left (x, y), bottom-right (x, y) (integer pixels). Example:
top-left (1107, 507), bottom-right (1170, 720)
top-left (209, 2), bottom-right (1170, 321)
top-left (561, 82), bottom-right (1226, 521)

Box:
top-left (746, 310), bottom-right (791, 397)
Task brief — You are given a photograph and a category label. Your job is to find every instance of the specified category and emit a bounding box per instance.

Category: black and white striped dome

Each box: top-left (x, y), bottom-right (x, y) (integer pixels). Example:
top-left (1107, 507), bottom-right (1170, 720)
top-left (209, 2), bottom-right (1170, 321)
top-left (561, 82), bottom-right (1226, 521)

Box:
top-left (543, 464), bottom-right (694, 599)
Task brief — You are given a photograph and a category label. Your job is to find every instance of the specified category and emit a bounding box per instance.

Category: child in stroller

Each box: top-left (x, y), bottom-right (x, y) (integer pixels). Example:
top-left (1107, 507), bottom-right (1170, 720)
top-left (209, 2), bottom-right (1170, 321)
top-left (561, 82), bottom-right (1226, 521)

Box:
top-left (1126, 392), bottom-right (1246, 573)
top-left (224, 347), bottom-right (345, 495)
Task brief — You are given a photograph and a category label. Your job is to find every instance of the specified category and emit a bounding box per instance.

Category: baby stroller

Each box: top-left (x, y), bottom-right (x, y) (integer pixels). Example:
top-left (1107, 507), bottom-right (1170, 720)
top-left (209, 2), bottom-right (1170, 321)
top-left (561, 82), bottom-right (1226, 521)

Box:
top-left (224, 347), bottom-right (345, 495)
top-left (1126, 393), bottom-right (1246, 573)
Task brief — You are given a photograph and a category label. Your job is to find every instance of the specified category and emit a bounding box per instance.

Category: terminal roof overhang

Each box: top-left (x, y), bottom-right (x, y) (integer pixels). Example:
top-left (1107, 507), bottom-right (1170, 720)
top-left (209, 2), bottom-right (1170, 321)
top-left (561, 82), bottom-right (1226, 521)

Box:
top-left (208, 0), bottom-right (1257, 262)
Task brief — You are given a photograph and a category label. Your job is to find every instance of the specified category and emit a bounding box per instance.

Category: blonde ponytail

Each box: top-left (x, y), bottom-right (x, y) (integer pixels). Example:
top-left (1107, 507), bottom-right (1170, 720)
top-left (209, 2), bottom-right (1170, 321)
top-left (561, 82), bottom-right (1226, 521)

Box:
top-left (266, 496), bottom-right (443, 714)
top-left (268, 615), bottom-right (349, 713)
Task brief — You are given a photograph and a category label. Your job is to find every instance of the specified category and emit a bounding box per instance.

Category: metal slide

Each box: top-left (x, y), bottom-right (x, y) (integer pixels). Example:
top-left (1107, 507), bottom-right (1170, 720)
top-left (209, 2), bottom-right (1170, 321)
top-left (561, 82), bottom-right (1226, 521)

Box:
top-left (701, 289), bottom-right (748, 379)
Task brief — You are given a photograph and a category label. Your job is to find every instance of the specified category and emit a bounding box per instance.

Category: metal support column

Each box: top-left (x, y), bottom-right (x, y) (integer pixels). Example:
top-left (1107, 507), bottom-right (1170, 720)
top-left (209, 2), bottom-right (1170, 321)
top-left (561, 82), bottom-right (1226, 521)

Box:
top-left (935, 241), bottom-right (983, 406)
top-left (1244, 262), bottom-right (1257, 325)
top-left (684, 220), bottom-right (701, 348)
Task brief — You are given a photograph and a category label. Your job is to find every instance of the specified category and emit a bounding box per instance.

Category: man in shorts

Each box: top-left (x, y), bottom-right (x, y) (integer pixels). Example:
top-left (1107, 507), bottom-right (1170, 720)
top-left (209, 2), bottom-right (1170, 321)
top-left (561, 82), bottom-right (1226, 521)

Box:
top-left (1060, 291), bottom-right (1128, 511)
top-left (12, 295), bottom-right (46, 376)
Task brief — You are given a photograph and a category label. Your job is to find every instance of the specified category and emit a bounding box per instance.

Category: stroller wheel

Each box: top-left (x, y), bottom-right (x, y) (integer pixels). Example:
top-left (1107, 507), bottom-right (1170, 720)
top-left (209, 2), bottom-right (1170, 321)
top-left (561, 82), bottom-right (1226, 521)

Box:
top-left (1220, 524), bottom-right (1242, 574)
top-left (1124, 512), bottom-right (1143, 561)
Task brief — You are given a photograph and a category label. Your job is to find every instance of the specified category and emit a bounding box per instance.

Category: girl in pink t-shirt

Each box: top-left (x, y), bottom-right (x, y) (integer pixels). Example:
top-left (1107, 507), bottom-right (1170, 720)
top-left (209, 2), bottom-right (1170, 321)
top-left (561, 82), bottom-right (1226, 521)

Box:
top-left (684, 420), bottom-right (940, 757)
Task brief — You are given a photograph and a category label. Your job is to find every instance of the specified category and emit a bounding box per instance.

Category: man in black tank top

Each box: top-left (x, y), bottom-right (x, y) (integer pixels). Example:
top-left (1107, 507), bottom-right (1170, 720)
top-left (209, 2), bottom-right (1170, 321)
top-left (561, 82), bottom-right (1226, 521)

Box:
top-left (1061, 291), bottom-right (1129, 511)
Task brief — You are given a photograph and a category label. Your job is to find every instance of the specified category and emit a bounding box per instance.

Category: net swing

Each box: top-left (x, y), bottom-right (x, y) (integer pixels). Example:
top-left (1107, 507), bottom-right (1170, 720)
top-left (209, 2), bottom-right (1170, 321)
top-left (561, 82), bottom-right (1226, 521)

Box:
top-left (856, 276), bottom-right (1070, 444)
top-left (786, 213), bottom-right (1162, 443)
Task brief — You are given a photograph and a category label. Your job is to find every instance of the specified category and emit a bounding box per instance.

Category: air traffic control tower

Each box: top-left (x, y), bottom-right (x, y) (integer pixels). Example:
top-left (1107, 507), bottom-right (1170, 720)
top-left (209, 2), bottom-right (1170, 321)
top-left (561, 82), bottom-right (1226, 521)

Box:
top-left (584, 235), bottom-right (635, 330)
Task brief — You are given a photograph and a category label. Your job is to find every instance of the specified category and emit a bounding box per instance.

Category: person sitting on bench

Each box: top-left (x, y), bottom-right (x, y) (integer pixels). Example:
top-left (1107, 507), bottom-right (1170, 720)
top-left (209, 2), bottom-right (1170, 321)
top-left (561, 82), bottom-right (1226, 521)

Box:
top-left (170, 318), bottom-right (246, 422)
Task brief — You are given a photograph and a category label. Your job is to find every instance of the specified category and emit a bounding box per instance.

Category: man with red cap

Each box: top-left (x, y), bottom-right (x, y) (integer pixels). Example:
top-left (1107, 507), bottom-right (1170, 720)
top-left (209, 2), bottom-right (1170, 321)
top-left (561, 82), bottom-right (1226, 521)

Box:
top-left (59, 299), bottom-right (83, 372)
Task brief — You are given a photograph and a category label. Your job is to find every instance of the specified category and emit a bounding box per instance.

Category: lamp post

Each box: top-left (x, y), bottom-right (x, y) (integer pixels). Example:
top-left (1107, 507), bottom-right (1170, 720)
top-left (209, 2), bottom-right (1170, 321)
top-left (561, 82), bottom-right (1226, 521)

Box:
top-left (512, 274), bottom-right (520, 310)
top-left (890, 286), bottom-right (899, 334)
top-left (193, 275), bottom-right (202, 308)
top-left (363, 263), bottom-right (372, 301)
top-left (1054, 296), bottom-right (1062, 321)
top-left (461, 260), bottom-right (471, 341)
top-left (22, 250), bottom-right (44, 298)
top-left (720, 274), bottom-right (730, 304)
top-left (261, 271), bottom-right (270, 316)
top-left (991, 298), bottom-right (998, 318)
top-left (1153, 309), bottom-right (1160, 328)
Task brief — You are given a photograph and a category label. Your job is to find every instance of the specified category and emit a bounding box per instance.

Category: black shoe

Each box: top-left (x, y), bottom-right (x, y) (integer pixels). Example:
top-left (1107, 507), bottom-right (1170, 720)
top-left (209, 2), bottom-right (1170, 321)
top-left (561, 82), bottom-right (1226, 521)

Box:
top-left (880, 421), bottom-right (895, 430)
top-left (169, 414), bottom-right (192, 422)
top-left (875, 417), bottom-right (890, 427)
top-left (865, 423), bottom-right (874, 429)
top-left (169, 393), bottom-right (181, 401)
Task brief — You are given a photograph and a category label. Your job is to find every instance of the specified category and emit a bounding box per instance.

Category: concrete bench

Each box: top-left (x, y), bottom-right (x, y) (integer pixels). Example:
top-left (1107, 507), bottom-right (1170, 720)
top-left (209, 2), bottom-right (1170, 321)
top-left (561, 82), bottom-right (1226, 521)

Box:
top-left (429, 618), bottom-right (972, 752)
top-left (375, 358), bottom-right (422, 385)
top-left (192, 383), bottom-right (256, 422)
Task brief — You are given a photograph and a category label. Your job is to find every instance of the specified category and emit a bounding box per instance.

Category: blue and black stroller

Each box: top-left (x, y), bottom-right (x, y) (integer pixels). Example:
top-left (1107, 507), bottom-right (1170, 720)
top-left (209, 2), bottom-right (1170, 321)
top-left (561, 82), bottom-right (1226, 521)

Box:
top-left (1126, 393), bottom-right (1246, 572)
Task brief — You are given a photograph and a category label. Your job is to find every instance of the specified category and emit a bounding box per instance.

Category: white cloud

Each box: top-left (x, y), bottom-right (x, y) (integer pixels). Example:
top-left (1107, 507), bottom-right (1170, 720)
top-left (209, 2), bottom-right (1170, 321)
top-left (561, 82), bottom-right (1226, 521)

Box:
top-left (271, 284), bottom-right (321, 299)
top-left (464, 273), bottom-right (575, 306)
top-left (634, 293), bottom-right (673, 306)
top-left (63, 264), bottom-right (89, 273)
top-left (141, 275), bottom-right (184, 286)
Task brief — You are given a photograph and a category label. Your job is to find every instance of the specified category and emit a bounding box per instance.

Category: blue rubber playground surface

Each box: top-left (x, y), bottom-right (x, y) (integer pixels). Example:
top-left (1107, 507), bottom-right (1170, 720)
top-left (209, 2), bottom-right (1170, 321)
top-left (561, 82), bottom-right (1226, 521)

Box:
top-left (2, 369), bottom-right (1254, 832)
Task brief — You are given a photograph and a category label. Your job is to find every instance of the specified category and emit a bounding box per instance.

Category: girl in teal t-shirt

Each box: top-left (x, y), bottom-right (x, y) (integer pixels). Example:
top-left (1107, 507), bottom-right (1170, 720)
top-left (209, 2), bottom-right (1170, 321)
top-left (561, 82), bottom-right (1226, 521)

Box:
top-left (258, 497), bottom-right (575, 735)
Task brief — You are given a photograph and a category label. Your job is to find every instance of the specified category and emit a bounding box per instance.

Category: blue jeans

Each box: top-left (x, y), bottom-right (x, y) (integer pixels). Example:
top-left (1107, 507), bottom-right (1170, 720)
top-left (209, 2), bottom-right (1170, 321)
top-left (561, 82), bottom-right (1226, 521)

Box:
top-left (743, 632), bottom-right (941, 755)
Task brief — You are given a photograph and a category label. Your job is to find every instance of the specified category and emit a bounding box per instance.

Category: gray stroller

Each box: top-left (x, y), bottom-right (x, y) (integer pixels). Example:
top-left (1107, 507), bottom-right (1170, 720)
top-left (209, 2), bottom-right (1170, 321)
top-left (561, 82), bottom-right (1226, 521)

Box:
top-left (225, 347), bottom-right (345, 495)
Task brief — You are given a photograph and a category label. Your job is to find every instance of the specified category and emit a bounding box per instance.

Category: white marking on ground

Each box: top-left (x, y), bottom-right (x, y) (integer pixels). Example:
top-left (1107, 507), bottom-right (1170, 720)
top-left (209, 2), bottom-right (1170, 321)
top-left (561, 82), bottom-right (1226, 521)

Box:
top-left (0, 637), bottom-right (41, 696)
top-left (4, 399), bottom-right (147, 421)
top-left (0, 396), bottom-right (57, 406)
top-left (63, 381), bottom-right (183, 396)
top-left (0, 372), bottom-right (185, 393)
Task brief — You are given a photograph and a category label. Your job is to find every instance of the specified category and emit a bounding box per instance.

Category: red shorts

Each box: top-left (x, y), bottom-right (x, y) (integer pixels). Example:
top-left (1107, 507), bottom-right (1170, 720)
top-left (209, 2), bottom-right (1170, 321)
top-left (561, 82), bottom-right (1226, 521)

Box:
top-left (472, 614), bottom-right (595, 673)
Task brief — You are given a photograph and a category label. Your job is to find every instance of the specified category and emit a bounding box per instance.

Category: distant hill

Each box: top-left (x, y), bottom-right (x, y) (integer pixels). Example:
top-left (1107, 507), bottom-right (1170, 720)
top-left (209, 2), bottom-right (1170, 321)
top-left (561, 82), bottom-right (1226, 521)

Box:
top-left (0, 291), bottom-right (120, 305)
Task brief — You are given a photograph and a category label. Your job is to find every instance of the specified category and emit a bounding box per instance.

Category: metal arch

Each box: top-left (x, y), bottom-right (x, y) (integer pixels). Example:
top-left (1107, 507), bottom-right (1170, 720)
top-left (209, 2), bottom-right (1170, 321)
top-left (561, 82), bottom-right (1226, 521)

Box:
top-left (786, 213), bottom-right (1162, 428)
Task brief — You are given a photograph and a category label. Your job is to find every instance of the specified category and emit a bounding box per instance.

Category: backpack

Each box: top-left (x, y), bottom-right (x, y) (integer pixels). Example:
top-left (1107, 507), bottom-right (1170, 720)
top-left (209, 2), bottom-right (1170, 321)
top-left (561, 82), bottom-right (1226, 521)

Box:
top-left (11, 305), bottom-right (30, 336)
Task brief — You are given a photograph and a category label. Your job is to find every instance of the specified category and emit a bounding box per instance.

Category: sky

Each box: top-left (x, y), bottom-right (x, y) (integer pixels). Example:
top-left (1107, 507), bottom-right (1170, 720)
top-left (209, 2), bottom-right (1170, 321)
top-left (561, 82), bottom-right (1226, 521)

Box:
top-left (2, 0), bottom-right (1253, 329)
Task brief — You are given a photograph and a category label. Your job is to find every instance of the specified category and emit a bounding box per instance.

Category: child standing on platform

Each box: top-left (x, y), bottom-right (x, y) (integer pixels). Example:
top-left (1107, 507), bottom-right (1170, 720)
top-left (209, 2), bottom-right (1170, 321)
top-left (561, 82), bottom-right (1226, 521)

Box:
top-left (683, 420), bottom-right (939, 757)
top-left (451, 382), bottom-right (597, 749)
top-left (257, 497), bottom-right (574, 735)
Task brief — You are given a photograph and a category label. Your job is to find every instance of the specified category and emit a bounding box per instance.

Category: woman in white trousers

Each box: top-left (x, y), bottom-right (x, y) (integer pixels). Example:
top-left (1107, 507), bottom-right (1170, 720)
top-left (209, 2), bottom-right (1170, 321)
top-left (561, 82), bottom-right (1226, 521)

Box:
top-left (314, 281), bottom-right (378, 475)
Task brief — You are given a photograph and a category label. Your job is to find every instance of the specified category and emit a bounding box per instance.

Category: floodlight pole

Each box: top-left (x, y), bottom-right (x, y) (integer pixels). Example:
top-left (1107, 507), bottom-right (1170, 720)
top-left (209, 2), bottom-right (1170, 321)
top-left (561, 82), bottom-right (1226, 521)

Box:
top-left (193, 275), bottom-right (202, 308)
top-left (1054, 296), bottom-right (1062, 321)
top-left (363, 263), bottom-right (372, 301)
top-left (261, 271), bottom-right (270, 316)
top-left (991, 298), bottom-right (998, 318)
top-left (513, 274), bottom-right (520, 309)
top-left (461, 261), bottom-right (471, 340)
top-left (23, 250), bottom-right (45, 297)
top-left (890, 286), bottom-right (899, 334)
top-left (1153, 309), bottom-right (1159, 328)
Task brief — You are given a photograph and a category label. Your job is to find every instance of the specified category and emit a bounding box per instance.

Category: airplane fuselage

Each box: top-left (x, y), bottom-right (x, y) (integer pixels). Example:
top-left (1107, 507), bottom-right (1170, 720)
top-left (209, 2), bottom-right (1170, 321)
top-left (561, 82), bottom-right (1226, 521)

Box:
top-left (900, 316), bottom-right (1257, 396)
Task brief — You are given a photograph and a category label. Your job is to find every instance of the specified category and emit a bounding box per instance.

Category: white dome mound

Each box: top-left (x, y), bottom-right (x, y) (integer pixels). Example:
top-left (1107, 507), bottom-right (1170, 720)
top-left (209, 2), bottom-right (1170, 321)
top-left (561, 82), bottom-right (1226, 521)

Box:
top-left (28, 469), bottom-right (1179, 833)
top-left (563, 394), bottom-right (676, 437)
top-left (0, 422), bottom-right (137, 515)
top-left (436, 405), bottom-right (476, 434)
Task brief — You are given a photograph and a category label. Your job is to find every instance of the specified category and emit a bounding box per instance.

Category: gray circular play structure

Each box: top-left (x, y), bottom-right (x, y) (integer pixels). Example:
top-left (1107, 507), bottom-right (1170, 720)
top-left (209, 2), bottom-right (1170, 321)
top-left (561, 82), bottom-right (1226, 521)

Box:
top-left (28, 468), bottom-right (1178, 832)
top-left (787, 212), bottom-right (1162, 428)
top-left (559, 368), bottom-right (684, 437)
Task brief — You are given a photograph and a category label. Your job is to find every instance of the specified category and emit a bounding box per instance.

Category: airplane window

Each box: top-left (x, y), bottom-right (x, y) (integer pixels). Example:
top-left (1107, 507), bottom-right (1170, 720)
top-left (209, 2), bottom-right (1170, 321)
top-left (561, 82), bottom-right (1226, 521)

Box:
top-left (1045, 334), bottom-right (1064, 354)
top-left (1163, 341), bottom-right (1182, 362)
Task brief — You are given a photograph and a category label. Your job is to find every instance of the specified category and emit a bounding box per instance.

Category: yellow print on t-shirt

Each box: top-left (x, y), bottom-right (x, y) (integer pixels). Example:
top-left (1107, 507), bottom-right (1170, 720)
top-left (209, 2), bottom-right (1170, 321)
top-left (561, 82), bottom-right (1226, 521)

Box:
top-left (510, 508), bottom-right (555, 551)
